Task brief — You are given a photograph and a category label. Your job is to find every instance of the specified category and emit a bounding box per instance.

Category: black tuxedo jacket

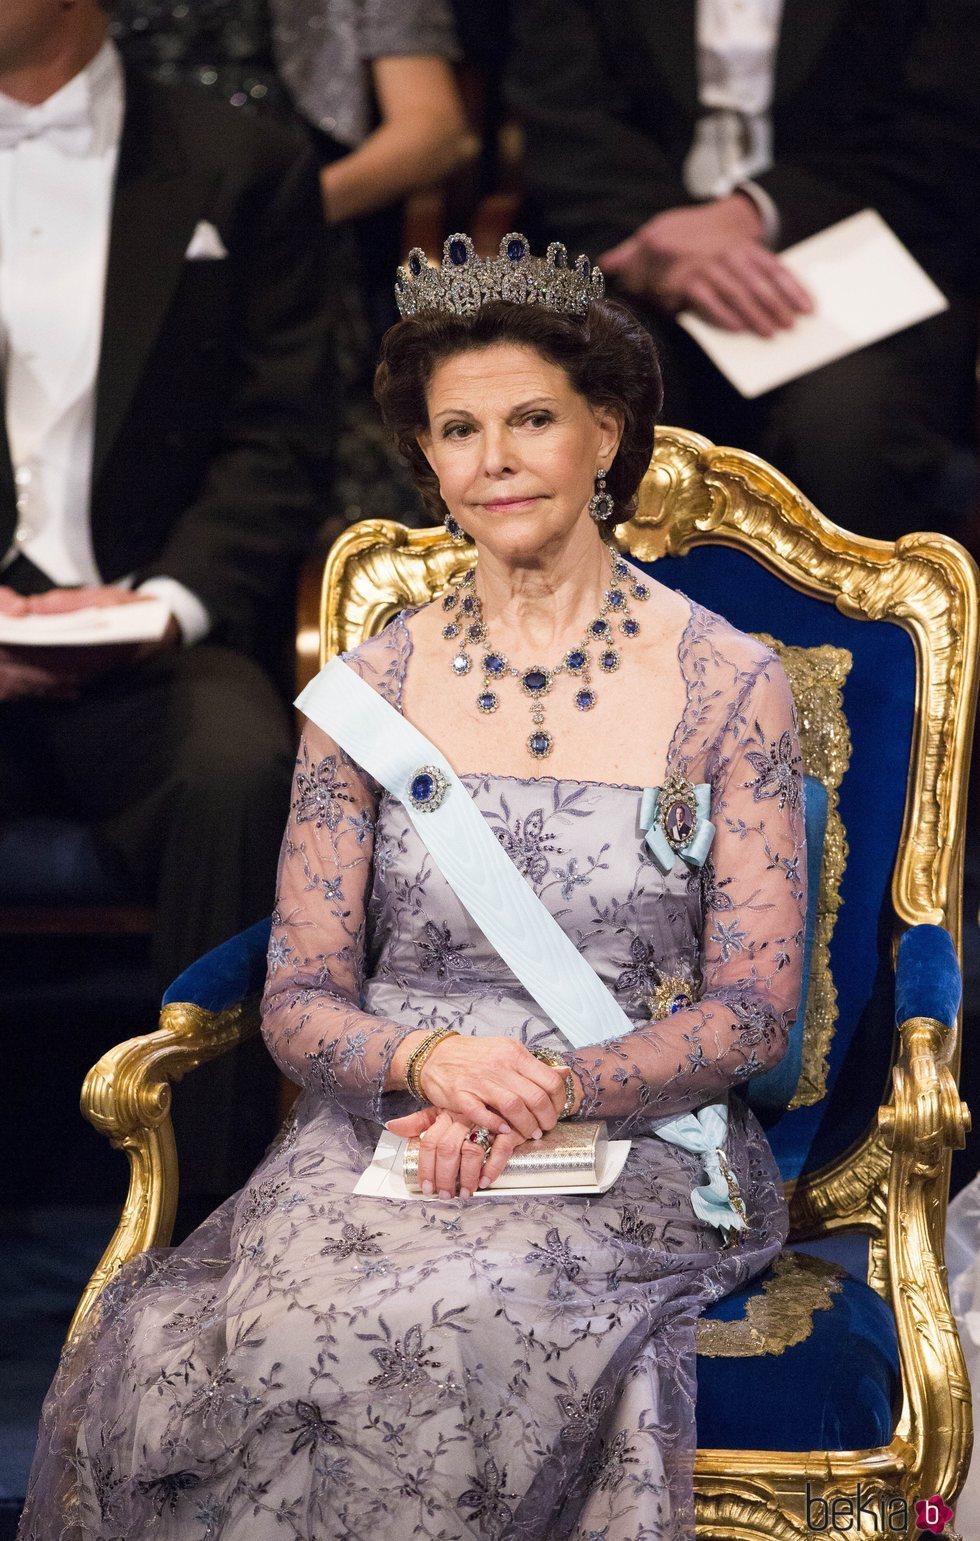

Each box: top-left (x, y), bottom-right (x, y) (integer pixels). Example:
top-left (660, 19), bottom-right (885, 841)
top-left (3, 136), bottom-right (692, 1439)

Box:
top-left (0, 69), bottom-right (335, 661)
top-left (507, 0), bottom-right (980, 292)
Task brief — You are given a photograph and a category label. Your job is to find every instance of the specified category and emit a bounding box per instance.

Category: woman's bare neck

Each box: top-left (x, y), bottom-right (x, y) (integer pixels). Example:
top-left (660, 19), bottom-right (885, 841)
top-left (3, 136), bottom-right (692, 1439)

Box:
top-left (471, 530), bottom-right (609, 660)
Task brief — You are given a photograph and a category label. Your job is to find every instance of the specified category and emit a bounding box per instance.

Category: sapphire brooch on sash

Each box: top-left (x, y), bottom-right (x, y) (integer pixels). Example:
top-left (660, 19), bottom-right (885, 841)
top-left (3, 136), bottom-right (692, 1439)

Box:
top-left (408, 766), bottom-right (449, 813)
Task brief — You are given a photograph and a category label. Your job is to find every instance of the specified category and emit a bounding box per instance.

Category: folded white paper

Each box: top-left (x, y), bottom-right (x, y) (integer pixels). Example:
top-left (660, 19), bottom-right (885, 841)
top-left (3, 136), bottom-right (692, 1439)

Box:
top-left (678, 209), bottom-right (949, 398)
top-left (353, 1129), bottom-right (632, 1201)
top-left (0, 598), bottom-right (171, 646)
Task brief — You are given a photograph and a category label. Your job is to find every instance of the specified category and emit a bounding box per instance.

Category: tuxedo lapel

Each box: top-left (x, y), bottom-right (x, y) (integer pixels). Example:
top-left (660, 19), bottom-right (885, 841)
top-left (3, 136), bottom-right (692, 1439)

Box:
top-left (638, 1), bottom-right (848, 116)
top-left (93, 72), bottom-right (217, 488)
top-left (646, 0), bottom-right (699, 113)
top-left (774, 0), bottom-right (849, 102)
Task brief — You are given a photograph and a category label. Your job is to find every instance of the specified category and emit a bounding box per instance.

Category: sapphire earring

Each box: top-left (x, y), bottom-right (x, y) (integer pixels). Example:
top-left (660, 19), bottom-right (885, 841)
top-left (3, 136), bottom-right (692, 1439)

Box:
top-left (589, 469), bottom-right (615, 524)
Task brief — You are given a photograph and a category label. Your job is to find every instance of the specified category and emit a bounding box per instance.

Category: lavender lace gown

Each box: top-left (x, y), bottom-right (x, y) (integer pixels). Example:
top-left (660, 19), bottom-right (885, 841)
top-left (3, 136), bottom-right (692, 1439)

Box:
top-left (21, 594), bottom-right (806, 1541)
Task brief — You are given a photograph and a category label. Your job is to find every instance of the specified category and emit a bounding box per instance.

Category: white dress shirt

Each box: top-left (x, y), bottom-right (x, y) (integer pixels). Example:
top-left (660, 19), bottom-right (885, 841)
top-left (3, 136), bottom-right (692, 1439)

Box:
top-left (683, 0), bottom-right (784, 243)
top-left (0, 40), bottom-right (210, 644)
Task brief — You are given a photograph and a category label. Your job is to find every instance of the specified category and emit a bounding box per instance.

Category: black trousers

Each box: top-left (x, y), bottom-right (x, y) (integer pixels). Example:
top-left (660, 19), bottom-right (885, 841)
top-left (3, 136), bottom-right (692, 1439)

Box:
top-left (644, 289), bottom-right (978, 544)
top-left (1, 556), bottom-right (295, 1194)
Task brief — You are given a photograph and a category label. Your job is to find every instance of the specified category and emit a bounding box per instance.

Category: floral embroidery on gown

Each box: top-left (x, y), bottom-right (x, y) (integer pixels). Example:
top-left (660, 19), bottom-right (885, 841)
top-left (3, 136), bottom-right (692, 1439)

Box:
top-left (19, 586), bottom-right (806, 1541)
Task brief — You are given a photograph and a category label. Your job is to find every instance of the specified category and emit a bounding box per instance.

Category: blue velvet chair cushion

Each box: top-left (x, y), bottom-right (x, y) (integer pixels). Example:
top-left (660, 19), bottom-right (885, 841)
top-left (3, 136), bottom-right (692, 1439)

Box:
top-left (745, 775), bottom-right (828, 1116)
top-left (894, 924), bottom-right (961, 1028)
top-left (0, 817), bottom-right (135, 905)
top-left (696, 1257), bottom-right (900, 1450)
top-left (161, 917), bottom-right (272, 1012)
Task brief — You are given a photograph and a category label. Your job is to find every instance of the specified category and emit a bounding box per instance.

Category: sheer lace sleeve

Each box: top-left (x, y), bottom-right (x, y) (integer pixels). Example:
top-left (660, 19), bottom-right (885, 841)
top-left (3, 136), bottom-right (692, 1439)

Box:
top-left (260, 632), bottom-right (416, 1122)
top-left (567, 652), bottom-right (807, 1129)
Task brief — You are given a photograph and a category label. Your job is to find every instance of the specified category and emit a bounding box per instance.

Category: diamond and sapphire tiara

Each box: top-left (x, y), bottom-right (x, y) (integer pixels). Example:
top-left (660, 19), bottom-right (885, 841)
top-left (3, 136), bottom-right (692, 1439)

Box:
top-left (394, 231), bottom-right (605, 319)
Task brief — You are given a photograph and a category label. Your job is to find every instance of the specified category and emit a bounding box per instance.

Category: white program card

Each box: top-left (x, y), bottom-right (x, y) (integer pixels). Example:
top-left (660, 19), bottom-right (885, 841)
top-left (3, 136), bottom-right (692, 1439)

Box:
top-left (353, 1129), bottom-right (633, 1201)
top-left (677, 209), bottom-right (949, 398)
top-left (0, 598), bottom-right (171, 646)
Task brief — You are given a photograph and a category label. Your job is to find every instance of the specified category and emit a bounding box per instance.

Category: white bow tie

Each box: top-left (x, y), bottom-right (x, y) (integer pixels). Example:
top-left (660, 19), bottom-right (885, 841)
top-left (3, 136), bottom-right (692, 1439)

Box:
top-left (0, 92), bottom-right (93, 156)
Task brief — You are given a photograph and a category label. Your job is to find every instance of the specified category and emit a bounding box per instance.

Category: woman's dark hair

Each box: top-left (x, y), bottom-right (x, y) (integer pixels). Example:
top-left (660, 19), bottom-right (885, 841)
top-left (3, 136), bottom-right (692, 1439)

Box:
top-left (374, 298), bottom-right (663, 531)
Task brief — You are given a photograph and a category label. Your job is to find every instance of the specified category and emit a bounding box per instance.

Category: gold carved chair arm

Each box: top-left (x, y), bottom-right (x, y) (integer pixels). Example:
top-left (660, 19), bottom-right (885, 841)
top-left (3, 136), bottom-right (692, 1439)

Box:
top-left (877, 1012), bottom-right (972, 1504)
top-left (70, 996), bottom-right (262, 1343)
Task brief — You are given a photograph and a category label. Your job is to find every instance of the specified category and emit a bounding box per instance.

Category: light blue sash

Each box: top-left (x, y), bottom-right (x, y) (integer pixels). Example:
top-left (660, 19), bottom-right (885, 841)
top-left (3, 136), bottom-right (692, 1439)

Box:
top-left (296, 657), bottom-right (746, 1234)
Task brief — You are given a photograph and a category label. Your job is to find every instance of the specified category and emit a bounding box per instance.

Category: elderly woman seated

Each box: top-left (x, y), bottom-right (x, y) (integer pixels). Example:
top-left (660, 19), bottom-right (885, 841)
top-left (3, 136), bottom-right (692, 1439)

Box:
top-left (21, 236), bottom-right (805, 1541)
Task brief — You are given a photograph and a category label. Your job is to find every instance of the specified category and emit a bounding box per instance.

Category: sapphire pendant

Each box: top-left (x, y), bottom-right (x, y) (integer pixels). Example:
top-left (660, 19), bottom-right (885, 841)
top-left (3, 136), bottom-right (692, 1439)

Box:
top-left (520, 667), bottom-right (553, 699)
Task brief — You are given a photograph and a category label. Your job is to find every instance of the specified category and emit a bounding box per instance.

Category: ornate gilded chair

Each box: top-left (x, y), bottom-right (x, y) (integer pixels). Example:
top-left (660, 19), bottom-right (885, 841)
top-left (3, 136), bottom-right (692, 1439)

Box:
top-left (74, 428), bottom-right (977, 1539)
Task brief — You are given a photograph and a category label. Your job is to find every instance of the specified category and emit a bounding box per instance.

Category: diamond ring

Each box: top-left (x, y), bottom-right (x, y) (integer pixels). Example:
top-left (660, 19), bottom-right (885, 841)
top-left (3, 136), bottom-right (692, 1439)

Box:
top-left (467, 1126), bottom-right (493, 1157)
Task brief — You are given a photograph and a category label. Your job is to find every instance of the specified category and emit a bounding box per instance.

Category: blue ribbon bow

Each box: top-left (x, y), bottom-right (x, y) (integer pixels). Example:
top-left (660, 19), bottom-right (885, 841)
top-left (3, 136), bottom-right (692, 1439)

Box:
top-left (640, 782), bottom-right (715, 873)
top-left (651, 1105), bottom-right (748, 1234)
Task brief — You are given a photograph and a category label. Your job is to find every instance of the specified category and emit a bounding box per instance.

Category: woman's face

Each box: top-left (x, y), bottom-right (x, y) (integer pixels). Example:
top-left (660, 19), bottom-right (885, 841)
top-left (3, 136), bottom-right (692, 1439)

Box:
top-left (417, 343), bottom-right (623, 565)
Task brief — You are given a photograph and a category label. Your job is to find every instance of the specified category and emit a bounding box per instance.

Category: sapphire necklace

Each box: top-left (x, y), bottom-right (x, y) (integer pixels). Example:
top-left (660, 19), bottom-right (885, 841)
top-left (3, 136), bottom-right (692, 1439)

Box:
top-left (441, 544), bottom-right (649, 759)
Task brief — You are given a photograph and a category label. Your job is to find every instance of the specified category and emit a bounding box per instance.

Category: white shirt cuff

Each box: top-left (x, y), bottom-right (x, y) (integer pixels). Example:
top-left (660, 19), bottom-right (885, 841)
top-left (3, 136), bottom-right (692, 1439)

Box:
top-left (137, 577), bottom-right (212, 647)
top-left (735, 180), bottom-right (781, 248)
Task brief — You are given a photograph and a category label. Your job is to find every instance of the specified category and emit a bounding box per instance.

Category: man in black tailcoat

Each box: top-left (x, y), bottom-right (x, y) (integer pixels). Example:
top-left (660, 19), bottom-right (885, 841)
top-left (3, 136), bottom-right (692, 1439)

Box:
top-left (0, 0), bottom-right (333, 1190)
top-left (0, 0), bottom-right (333, 973)
top-left (508, 0), bottom-right (980, 541)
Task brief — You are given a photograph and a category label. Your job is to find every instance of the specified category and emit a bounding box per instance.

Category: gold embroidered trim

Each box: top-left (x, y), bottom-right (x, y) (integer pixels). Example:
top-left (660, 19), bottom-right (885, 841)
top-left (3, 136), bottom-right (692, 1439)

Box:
top-left (753, 634), bottom-right (853, 1107)
top-left (697, 1249), bottom-right (845, 1357)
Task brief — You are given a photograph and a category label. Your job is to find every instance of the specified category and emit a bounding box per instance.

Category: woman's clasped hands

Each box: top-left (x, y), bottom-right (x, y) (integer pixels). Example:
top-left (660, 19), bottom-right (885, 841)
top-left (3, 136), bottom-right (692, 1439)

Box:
top-left (387, 1033), bottom-right (578, 1200)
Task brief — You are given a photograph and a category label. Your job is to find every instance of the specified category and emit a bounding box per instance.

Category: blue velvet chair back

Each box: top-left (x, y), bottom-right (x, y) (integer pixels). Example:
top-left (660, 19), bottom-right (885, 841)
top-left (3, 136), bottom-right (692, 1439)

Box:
top-left (646, 545), bottom-right (912, 1183)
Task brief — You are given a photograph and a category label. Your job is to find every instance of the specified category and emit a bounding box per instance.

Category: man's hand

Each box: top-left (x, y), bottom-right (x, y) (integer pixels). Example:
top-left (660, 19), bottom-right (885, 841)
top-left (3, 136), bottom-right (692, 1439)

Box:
top-left (25, 584), bottom-right (164, 618)
top-left (0, 586), bottom-right (179, 702)
top-left (24, 586), bottom-right (181, 663)
top-left (600, 194), bottom-right (812, 336)
top-left (0, 585), bottom-right (68, 701)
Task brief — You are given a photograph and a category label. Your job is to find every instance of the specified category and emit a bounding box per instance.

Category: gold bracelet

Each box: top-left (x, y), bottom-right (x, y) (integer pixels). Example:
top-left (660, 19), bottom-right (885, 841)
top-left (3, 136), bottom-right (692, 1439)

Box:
top-left (532, 1047), bottom-right (577, 1119)
top-left (405, 1027), bottom-right (458, 1103)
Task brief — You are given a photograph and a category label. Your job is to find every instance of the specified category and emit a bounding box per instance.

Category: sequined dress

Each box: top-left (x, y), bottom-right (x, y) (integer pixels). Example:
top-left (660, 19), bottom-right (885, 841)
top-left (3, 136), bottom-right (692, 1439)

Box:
top-left (20, 592), bottom-right (806, 1541)
top-left (109, 0), bottom-right (292, 118)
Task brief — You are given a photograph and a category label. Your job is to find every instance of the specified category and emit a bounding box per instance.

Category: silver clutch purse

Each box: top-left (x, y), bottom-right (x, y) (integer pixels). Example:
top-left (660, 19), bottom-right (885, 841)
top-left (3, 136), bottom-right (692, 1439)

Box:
top-left (403, 1120), bottom-right (609, 1192)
